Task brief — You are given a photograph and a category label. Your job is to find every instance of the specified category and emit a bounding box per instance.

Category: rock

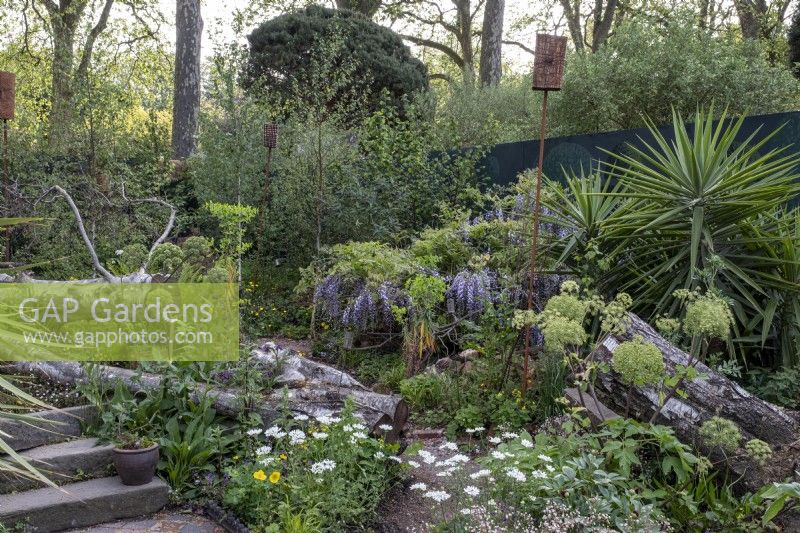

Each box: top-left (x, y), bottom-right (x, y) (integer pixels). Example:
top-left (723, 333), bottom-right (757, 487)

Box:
top-left (0, 476), bottom-right (169, 531)
top-left (0, 405), bottom-right (97, 452)
top-left (408, 428), bottom-right (444, 440)
top-left (454, 349), bottom-right (480, 362)
top-left (0, 438), bottom-right (113, 493)
top-left (434, 357), bottom-right (459, 373)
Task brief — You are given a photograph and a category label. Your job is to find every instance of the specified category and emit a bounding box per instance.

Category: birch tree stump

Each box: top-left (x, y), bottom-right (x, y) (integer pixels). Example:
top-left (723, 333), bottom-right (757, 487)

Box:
top-left (591, 313), bottom-right (800, 492)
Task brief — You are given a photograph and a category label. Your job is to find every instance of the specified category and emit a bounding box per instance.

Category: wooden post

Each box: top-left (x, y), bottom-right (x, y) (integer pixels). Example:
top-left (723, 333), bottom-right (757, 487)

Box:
top-left (0, 71), bottom-right (16, 262)
top-left (522, 35), bottom-right (567, 393)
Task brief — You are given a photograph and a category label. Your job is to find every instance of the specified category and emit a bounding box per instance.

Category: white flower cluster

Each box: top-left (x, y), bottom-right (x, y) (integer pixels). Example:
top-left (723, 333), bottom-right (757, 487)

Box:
top-left (424, 490), bottom-right (451, 503)
top-left (505, 467), bottom-right (527, 482)
top-left (310, 459), bottom-right (337, 474)
top-left (315, 414), bottom-right (341, 425)
top-left (255, 445), bottom-right (272, 456)
top-left (246, 428), bottom-right (263, 437)
top-left (264, 426), bottom-right (287, 439)
top-left (288, 429), bottom-right (306, 445)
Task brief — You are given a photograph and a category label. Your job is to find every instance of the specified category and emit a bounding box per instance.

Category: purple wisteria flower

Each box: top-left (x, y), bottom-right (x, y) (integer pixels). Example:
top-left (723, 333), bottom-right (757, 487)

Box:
top-left (448, 269), bottom-right (494, 317)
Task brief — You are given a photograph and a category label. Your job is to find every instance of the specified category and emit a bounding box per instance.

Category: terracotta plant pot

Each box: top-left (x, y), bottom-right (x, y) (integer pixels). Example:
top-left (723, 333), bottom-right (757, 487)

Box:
top-left (112, 443), bottom-right (159, 486)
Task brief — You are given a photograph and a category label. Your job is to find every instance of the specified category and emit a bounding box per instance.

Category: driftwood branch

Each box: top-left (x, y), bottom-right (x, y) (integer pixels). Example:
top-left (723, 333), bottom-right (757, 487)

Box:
top-left (28, 184), bottom-right (178, 283)
top-left (36, 186), bottom-right (117, 282)
top-left (120, 182), bottom-right (177, 272)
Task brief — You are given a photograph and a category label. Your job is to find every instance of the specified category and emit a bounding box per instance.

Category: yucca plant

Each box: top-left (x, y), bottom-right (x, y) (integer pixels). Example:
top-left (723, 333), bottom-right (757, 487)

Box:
top-left (0, 217), bottom-right (57, 487)
top-left (600, 109), bottom-right (800, 337)
top-left (541, 167), bottom-right (627, 290)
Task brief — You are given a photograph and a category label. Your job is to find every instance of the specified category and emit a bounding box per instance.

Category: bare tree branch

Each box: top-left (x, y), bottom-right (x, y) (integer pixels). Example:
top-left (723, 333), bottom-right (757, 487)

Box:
top-left (401, 34), bottom-right (465, 67)
top-left (120, 183), bottom-right (177, 273)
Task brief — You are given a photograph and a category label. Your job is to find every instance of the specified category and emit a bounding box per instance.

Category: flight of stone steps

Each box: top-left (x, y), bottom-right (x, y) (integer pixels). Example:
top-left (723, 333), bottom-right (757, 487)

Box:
top-left (0, 405), bottom-right (169, 532)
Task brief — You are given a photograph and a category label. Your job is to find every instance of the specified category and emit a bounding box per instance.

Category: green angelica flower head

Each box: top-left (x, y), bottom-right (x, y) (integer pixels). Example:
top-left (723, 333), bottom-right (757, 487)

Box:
top-left (699, 416), bottom-right (741, 454)
top-left (745, 438), bottom-right (773, 466)
top-left (611, 337), bottom-right (664, 386)
top-left (683, 294), bottom-right (733, 339)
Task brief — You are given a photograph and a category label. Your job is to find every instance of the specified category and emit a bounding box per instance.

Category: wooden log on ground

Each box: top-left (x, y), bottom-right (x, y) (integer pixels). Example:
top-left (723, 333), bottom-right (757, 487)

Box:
top-left (591, 313), bottom-right (800, 493)
top-left (9, 350), bottom-right (408, 442)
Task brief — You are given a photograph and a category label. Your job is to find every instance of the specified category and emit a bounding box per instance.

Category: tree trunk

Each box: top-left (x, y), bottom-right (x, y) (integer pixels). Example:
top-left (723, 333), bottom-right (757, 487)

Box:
top-left (48, 19), bottom-right (77, 148)
top-left (9, 347), bottom-right (408, 442)
top-left (478, 0), bottom-right (504, 86)
top-left (172, 0), bottom-right (203, 160)
top-left (559, 0), bottom-right (584, 52)
top-left (455, 0), bottom-right (476, 83)
top-left (591, 314), bottom-right (800, 493)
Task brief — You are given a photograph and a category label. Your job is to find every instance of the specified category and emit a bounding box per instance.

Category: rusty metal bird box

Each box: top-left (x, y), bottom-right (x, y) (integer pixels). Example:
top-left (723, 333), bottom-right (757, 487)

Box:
top-left (263, 123), bottom-right (278, 149)
top-left (0, 72), bottom-right (15, 120)
top-left (532, 34), bottom-right (567, 91)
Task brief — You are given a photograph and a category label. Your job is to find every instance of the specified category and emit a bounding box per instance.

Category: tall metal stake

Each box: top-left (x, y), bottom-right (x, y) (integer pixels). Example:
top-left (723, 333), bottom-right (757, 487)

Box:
top-left (522, 91), bottom-right (549, 394)
top-left (257, 123), bottom-right (278, 260)
top-left (522, 35), bottom-right (567, 394)
top-left (0, 72), bottom-right (15, 263)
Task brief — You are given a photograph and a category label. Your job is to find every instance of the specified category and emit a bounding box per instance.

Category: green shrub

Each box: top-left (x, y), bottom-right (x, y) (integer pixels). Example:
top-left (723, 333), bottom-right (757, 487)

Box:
top-left (399, 373), bottom-right (447, 410)
top-left (182, 236), bottom-right (213, 265)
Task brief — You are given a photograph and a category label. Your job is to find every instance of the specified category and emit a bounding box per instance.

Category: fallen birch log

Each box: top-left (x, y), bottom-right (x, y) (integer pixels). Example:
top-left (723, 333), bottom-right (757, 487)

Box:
top-left (9, 349), bottom-right (408, 442)
top-left (591, 314), bottom-right (800, 493)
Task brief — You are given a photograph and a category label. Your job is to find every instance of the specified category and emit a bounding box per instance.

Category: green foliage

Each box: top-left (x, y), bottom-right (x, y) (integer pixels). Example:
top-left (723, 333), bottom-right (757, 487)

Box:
top-left (114, 243), bottom-right (148, 274)
top-left (244, 6), bottom-right (427, 117)
top-left (399, 373), bottom-right (447, 410)
top-left (554, 19), bottom-right (800, 134)
top-left (699, 417), bottom-right (741, 454)
top-left (612, 337), bottom-right (665, 386)
top-left (204, 201), bottom-right (258, 259)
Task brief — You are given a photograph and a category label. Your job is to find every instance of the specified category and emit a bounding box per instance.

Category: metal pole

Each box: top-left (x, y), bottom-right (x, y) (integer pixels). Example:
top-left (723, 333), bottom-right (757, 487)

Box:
top-left (257, 146), bottom-right (273, 258)
top-left (3, 118), bottom-right (9, 262)
top-left (522, 89), bottom-right (548, 394)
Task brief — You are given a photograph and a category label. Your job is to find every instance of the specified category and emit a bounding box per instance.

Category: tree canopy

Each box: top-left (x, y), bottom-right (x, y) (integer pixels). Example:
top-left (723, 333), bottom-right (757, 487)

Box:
top-left (244, 5), bottom-right (428, 114)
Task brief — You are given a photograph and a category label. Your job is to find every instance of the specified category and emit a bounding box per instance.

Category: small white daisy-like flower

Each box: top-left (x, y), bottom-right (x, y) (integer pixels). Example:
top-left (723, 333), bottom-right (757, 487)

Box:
top-left (351, 431), bottom-right (368, 440)
top-left (465, 428), bottom-right (475, 434)
top-left (375, 451), bottom-right (386, 460)
top-left (488, 437), bottom-right (502, 444)
top-left (388, 456), bottom-right (402, 463)
top-left (520, 439), bottom-right (534, 448)
top-left (255, 445), bottom-right (272, 456)
top-left (407, 460), bottom-right (421, 468)
top-left (491, 451), bottom-right (509, 460)
top-left (470, 469), bottom-right (491, 479)
top-left (501, 432), bottom-right (519, 439)
top-left (315, 415), bottom-right (341, 425)
top-left (537, 454), bottom-right (552, 463)
top-left (464, 485), bottom-right (480, 496)
top-left (544, 464), bottom-right (555, 473)
top-left (446, 454), bottom-right (470, 464)
top-left (409, 482), bottom-right (427, 491)
top-left (531, 470), bottom-right (547, 479)
top-left (418, 450), bottom-right (437, 464)
top-left (312, 432), bottom-right (328, 439)
top-left (264, 426), bottom-right (286, 439)
top-left (460, 508), bottom-right (472, 515)
top-left (246, 428), bottom-right (263, 437)
top-left (310, 459), bottom-right (337, 474)
top-left (294, 414), bottom-right (309, 421)
top-left (424, 490), bottom-right (451, 503)
top-left (439, 441), bottom-right (458, 451)
top-left (115, 249), bottom-right (124, 256)
top-left (288, 429), bottom-right (306, 445)
top-left (505, 467), bottom-right (527, 482)
top-left (378, 424), bottom-right (393, 431)
top-left (436, 470), bottom-right (453, 477)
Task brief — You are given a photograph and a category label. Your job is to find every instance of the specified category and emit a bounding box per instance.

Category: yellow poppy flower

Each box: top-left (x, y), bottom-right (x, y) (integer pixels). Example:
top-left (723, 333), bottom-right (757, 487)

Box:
top-left (269, 471), bottom-right (281, 484)
top-left (253, 469), bottom-right (267, 481)
top-left (279, 453), bottom-right (287, 460)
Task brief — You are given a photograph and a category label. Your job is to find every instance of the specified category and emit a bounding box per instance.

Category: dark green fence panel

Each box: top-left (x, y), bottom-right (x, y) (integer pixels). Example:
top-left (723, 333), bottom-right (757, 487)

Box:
top-left (479, 111), bottom-right (800, 205)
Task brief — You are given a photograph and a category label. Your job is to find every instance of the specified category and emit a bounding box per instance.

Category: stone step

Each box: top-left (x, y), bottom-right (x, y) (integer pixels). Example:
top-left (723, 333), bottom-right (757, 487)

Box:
top-left (0, 476), bottom-right (170, 532)
top-left (0, 438), bottom-right (113, 494)
top-left (0, 405), bottom-right (97, 452)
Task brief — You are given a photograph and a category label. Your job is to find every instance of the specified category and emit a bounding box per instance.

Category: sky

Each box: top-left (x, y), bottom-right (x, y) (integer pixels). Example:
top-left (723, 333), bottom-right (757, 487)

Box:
top-left (156, 0), bottom-right (537, 71)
